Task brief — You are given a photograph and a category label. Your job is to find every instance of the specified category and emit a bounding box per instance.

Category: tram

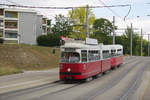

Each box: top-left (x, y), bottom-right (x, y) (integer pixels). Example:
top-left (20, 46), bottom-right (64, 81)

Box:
top-left (59, 38), bottom-right (123, 81)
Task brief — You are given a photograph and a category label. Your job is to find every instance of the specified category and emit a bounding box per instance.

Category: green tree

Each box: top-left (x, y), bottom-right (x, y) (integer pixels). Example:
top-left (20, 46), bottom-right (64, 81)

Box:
top-left (143, 39), bottom-right (148, 56)
top-left (91, 18), bottom-right (114, 44)
top-left (51, 14), bottom-right (73, 36)
top-left (116, 27), bottom-right (143, 55)
top-left (68, 7), bottom-right (95, 40)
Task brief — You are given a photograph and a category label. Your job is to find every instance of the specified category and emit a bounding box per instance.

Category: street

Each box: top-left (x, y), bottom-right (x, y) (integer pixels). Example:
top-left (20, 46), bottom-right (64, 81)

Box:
top-left (0, 56), bottom-right (150, 100)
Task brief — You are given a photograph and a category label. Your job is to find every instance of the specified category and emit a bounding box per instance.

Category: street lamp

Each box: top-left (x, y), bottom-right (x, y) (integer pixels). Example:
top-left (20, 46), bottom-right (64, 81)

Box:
top-left (17, 34), bottom-right (22, 71)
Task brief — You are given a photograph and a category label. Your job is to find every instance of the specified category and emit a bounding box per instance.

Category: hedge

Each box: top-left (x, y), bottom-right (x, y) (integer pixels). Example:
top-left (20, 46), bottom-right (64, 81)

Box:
top-left (37, 34), bottom-right (61, 46)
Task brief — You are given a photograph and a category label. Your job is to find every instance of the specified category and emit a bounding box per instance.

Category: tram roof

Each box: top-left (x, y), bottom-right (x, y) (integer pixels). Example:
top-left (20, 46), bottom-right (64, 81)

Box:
top-left (62, 42), bottom-right (123, 50)
top-left (61, 38), bottom-right (123, 51)
top-left (61, 42), bottom-right (100, 50)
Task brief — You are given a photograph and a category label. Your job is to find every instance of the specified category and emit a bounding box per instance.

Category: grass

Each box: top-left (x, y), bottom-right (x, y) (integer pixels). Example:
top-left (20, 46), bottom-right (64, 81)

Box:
top-left (0, 44), bottom-right (60, 76)
top-left (0, 67), bottom-right (23, 76)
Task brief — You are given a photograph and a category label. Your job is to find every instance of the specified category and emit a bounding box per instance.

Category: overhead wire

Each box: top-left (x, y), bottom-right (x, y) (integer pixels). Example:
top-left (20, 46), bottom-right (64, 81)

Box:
top-left (0, 3), bottom-right (131, 9)
top-left (97, 0), bottom-right (122, 18)
top-left (97, 0), bottom-right (132, 32)
top-left (2, 0), bottom-right (132, 33)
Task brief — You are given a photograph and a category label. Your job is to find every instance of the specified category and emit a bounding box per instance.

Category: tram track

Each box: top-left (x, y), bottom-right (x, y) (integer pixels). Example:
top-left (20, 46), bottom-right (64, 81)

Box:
top-left (0, 79), bottom-right (83, 100)
top-left (76, 57), bottom-right (142, 100)
top-left (119, 60), bottom-right (150, 100)
top-left (86, 57), bottom-right (147, 100)
top-left (0, 80), bottom-right (62, 99)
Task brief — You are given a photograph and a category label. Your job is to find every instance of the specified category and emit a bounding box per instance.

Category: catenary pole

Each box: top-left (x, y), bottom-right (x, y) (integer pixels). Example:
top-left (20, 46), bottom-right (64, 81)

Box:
top-left (148, 34), bottom-right (150, 56)
top-left (130, 23), bottom-right (133, 56)
top-left (86, 5), bottom-right (89, 38)
top-left (113, 16), bottom-right (115, 44)
top-left (140, 28), bottom-right (143, 56)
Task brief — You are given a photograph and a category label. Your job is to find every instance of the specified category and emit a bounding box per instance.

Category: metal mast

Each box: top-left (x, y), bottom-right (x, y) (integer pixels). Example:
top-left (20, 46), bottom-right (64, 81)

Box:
top-left (86, 5), bottom-right (89, 38)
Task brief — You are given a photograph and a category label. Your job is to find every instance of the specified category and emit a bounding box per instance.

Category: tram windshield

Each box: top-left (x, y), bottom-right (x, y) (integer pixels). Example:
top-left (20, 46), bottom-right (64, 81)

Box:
top-left (61, 52), bottom-right (80, 63)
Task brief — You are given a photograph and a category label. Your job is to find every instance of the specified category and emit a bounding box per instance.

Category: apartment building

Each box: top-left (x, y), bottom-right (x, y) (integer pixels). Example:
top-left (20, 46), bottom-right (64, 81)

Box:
top-left (0, 8), bottom-right (50, 45)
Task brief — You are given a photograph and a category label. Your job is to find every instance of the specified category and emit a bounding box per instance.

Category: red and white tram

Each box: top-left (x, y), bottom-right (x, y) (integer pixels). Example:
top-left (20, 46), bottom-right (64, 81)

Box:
top-left (59, 38), bottom-right (123, 81)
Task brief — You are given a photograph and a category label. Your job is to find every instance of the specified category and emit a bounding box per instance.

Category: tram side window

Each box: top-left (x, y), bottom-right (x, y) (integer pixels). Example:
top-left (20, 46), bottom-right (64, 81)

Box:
top-left (103, 50), bottom-right (110, 59)
top-left (117, 49), bottom-right (122, 56)
top-left (81, 50), bottom-right (87, 62)
top-left (111, 49), bottom-right (116, 57)
top-left (88, 50), bottom-right (100, 61)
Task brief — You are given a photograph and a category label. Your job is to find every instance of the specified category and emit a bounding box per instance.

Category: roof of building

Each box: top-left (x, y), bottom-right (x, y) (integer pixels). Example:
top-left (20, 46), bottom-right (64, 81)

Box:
top-left (4, 8), bottom-right (36, 13)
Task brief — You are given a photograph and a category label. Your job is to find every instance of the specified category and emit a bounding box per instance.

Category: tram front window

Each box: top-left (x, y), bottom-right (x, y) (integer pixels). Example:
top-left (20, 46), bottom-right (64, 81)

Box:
top-left (61, 52), bottom-right (80, 63)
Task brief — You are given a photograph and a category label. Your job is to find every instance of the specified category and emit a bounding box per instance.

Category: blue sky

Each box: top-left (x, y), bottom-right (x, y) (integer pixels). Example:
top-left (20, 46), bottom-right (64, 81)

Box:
top-left (1, 0), bottom-right (150, 39)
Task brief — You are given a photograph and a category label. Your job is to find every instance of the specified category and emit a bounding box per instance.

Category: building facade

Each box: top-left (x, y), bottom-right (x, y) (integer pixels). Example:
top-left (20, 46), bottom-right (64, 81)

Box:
top-left (0, 8), bottom-right (50, 45)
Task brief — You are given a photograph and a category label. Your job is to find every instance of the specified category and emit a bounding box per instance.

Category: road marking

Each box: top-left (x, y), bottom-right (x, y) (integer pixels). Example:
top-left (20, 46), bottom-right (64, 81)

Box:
top-left (140, 79), bottom-right (150, 100)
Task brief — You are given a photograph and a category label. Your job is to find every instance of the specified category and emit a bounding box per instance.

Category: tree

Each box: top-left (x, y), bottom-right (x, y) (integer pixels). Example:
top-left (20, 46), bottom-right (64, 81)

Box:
top-left (51, 14), bottom-right (73, 36)
top-left (93, 18), bottom-right (114, 35)
top-left (91, 18), bottom-right (114, 44)
top-left (68, 7), bottom-right (95, 40)
top-left (116, 27), bottom-right (143, 55)
top-left (142, 39), bottom-right (148, 56)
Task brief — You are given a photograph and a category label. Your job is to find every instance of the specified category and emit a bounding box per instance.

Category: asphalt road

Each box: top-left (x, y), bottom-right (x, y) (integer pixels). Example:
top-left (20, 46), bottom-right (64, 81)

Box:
top-left (0, 56), bottom-right (150, 100)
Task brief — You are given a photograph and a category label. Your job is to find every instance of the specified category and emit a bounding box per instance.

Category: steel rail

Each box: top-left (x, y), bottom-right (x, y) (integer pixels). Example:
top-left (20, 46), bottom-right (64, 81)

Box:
top-left (84, 57), bottom-right (140, 100)
top-left (0, 80), bottom-right (62, 99)
top-left (119, 60), bottom-right (149, 100)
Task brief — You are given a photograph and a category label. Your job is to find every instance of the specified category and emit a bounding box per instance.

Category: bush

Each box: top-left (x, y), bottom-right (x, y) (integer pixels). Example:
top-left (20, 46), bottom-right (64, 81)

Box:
top-left (0, 37), bottom-right (4, 44)
top-left (37, 34), bottom-right (61, 46)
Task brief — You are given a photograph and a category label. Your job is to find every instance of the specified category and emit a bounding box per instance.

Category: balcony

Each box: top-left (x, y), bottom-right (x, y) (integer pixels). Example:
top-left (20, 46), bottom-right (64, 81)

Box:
top-left (5, 11), bottom-right (18, 20)
top-left (5, 21), bottom-right (18, 31)
top-left (42, 18), bottom-right (47, 25)
top-left (0, 21), bottom-right (4, 29)
top-left (42, 26), bottom-right (47, 34)
top-left (0, 9), bottom-right (4, 15)
top-left (0, 9), bottom-right (4, 19)
top-left (0, 16), bottom-right (4, 19)
top-left (0, 30), bottom-right (3, 37)
top-left (5, 31), bottom-right (18, 40)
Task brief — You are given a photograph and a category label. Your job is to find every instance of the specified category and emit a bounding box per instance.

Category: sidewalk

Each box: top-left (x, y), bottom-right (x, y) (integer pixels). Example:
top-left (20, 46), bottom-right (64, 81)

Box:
top-left (0, 68), bottom-right (59, 94)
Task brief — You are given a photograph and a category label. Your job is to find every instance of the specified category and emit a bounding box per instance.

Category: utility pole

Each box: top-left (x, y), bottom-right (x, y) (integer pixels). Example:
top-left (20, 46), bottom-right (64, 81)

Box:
top-left (148, 34), bottom-right (150, 56)
top-left (130, 23), bottom-right (133, 56)
top-left (86, 5), bottom-right (89, 38)
top-left (113, 16), bottom-right (115, 44)
top-left (140, 28), bottom-right (143, 56)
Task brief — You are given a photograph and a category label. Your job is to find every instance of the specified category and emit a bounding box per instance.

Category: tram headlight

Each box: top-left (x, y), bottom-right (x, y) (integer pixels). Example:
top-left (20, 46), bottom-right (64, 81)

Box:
top-left (67, 68), bottom-right (71, 72)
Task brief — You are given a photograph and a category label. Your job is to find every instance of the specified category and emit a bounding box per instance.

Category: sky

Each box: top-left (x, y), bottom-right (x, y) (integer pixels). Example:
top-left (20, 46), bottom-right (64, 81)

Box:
top-left (1, 0), bottom-right (150, 39)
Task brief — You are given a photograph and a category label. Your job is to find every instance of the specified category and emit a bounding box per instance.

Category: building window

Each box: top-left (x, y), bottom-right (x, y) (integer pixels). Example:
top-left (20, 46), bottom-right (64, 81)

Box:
top-left (5, 32), bottom-right (17, 38)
